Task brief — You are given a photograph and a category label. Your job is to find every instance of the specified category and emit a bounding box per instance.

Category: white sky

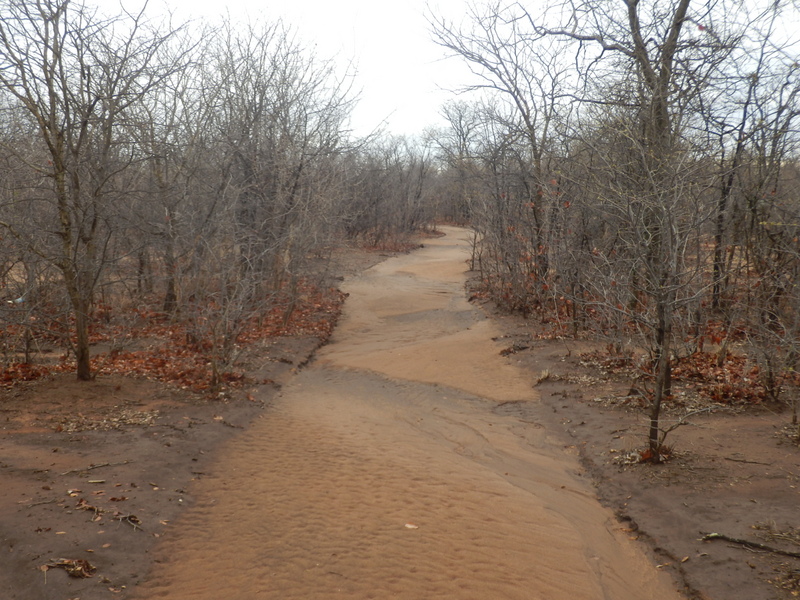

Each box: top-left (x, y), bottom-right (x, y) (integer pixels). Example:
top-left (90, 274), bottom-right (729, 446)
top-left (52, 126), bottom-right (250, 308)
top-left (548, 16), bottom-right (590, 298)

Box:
top-left (107, 0), bottom-right (474, 138)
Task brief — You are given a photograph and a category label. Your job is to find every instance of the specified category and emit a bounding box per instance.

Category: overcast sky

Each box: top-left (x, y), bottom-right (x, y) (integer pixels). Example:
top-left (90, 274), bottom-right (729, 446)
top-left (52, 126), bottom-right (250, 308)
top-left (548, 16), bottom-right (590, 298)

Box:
top-left (263, 0), bottom-right (472, 137)
top-left (105, 0), bottom-right (474, 138)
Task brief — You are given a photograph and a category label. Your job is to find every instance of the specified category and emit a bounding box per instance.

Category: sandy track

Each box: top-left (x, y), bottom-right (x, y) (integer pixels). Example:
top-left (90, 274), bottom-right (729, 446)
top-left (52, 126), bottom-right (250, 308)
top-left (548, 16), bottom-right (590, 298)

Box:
top-left (134, 227), bottom-right (682, 599)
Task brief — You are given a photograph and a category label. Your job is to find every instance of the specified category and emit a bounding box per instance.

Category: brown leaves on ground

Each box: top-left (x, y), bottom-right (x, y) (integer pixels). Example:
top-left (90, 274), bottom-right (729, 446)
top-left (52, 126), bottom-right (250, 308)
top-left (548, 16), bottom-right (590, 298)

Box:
top-left (0, 362), bottom-right (52, 386)
top-left (0, 280), bottom-right (346, 393)
top-left (580, 349), bottom-right (772, 407)
top-left (670, 353), bottom-right (768, 404)
top-left (54, 408), bottom-right (160, 433)
top-left (41, 558), bottom-right (97, 578)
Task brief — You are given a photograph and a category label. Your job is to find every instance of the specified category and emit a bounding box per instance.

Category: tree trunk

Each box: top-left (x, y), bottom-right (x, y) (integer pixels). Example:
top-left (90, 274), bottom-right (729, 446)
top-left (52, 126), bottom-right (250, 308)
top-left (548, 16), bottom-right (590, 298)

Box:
top-left (137, 248), bottom-right (153, 296)
top-left (74, 300), bottom-right (92, 381)
top-left (163, 240), bottom-right (178, 314)
top-left (63, 262), bottom-right (94, 381)
top-left (649, 300), bottom-right (673, 462)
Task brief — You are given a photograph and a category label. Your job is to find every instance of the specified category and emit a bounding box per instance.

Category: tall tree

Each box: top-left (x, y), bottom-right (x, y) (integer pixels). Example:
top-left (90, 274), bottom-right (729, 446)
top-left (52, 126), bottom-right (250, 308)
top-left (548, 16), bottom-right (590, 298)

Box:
top-left (0, 0), bottom-right (184, 379)
top-left (431, 0), bottom-right (770, 460)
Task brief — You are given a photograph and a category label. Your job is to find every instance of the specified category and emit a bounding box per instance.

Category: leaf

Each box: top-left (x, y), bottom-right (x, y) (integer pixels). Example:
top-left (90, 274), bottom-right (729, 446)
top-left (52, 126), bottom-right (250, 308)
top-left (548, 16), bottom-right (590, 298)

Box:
top-left (42, 558), bottom-right (97, 578)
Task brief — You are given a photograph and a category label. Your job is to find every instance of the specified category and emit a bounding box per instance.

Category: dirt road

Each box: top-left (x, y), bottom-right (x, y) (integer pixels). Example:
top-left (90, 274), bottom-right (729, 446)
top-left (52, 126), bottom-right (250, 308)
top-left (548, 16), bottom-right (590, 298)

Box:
top-left (134, 227), bottom-right (682, 599)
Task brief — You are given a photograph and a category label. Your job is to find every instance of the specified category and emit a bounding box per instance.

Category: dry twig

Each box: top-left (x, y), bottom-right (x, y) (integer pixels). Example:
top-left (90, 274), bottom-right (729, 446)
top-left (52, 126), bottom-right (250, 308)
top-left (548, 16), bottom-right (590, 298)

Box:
top-left (61, 460), bottom-right (130, 476)
top-left (702, 532), bottom-right (800, 559)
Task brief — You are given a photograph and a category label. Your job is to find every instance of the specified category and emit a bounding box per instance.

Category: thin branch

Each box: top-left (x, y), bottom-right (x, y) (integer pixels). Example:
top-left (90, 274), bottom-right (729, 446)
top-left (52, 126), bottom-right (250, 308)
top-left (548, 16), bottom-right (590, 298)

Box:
top-left (61, 460), bottom-right (131, 476)
top-left (702, 532), bottom-right (800, 559)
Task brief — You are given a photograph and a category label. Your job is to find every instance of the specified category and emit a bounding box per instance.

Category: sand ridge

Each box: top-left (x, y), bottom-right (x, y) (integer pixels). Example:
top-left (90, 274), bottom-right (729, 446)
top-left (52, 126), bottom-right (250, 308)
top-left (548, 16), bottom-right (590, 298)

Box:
top-left (133, 227), bottom-right (683, 599)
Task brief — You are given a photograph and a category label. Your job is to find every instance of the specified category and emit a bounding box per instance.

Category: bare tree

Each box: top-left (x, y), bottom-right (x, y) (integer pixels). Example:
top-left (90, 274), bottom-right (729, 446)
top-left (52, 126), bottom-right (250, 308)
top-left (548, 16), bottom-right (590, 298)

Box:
top-left (0, 0), bottom-right (184, 379)
top-left (430, 2), bottom-right (570, 284)
top-left (529, 0), bottom-right (739, 460)
top-left (430, 0), bottom-right (799, 460)
top-left (343, 135), bottom-right (436, 248)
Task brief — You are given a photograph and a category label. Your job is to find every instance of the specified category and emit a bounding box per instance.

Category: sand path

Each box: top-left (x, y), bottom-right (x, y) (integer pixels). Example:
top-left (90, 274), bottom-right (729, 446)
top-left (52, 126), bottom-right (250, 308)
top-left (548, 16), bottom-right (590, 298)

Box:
top-left (134, 226), bottom-right (682, 599)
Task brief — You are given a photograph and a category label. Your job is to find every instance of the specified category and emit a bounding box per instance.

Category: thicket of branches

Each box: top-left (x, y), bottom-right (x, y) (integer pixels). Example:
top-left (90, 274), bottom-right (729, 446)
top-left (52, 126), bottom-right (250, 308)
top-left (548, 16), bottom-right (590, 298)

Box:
top-left (429, 0), bottom-right (800, 459)
top-left (0, 0), bottom-right (431, 384)
top-left (5, 0), bottom-right (800, 457)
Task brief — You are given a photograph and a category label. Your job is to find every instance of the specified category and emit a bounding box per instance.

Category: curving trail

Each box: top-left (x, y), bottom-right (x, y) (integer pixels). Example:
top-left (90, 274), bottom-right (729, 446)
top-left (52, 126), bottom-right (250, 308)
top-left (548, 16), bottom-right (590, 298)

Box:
top-left (134, 226), bottom-right (682, 600)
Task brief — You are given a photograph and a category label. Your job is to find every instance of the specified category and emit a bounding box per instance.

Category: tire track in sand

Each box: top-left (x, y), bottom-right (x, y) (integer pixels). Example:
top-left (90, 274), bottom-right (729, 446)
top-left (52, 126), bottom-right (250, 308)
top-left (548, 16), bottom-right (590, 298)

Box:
top-left (134, 226), bottom-right (682, 600)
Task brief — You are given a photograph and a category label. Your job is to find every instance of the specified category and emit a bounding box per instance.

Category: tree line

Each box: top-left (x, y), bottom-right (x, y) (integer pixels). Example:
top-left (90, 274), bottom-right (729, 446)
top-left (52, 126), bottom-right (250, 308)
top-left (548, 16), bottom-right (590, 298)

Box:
top-left (0, 0), bottom-right (435, 382)
top-left (3, 0), bottom-right (800, 460)
top-left (428, 0), bottom-right (800, 460)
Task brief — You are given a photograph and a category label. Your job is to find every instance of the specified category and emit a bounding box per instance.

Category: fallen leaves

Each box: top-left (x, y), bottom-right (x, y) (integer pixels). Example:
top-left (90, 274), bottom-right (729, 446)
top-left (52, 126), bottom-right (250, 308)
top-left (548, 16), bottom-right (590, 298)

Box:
top-left (611, 450), bottom-right (644, 466)
top-left (670, 353), bottom-right (767, 405)
top-left (41, 558), bottom-right (96, 578)
top-left (1, 279), bottom-right (347, 394)
top-left (76, 498), bottom-right (103, 521)
top-left (55, 408), bottom-right (160, 433)
top-left (580, 350), bottom-right (770, 409)
top-left (114, 513), bottom-right (143, 531)
top-left (499, 342), bottom-right (530, 356)
top-left (0, 362), bottom-right (52, 387)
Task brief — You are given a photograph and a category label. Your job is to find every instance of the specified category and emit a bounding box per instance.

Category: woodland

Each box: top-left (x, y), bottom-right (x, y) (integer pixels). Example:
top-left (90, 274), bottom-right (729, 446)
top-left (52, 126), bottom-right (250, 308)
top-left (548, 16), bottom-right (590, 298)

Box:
top-left (2, 0), bottom-right (800, 463)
